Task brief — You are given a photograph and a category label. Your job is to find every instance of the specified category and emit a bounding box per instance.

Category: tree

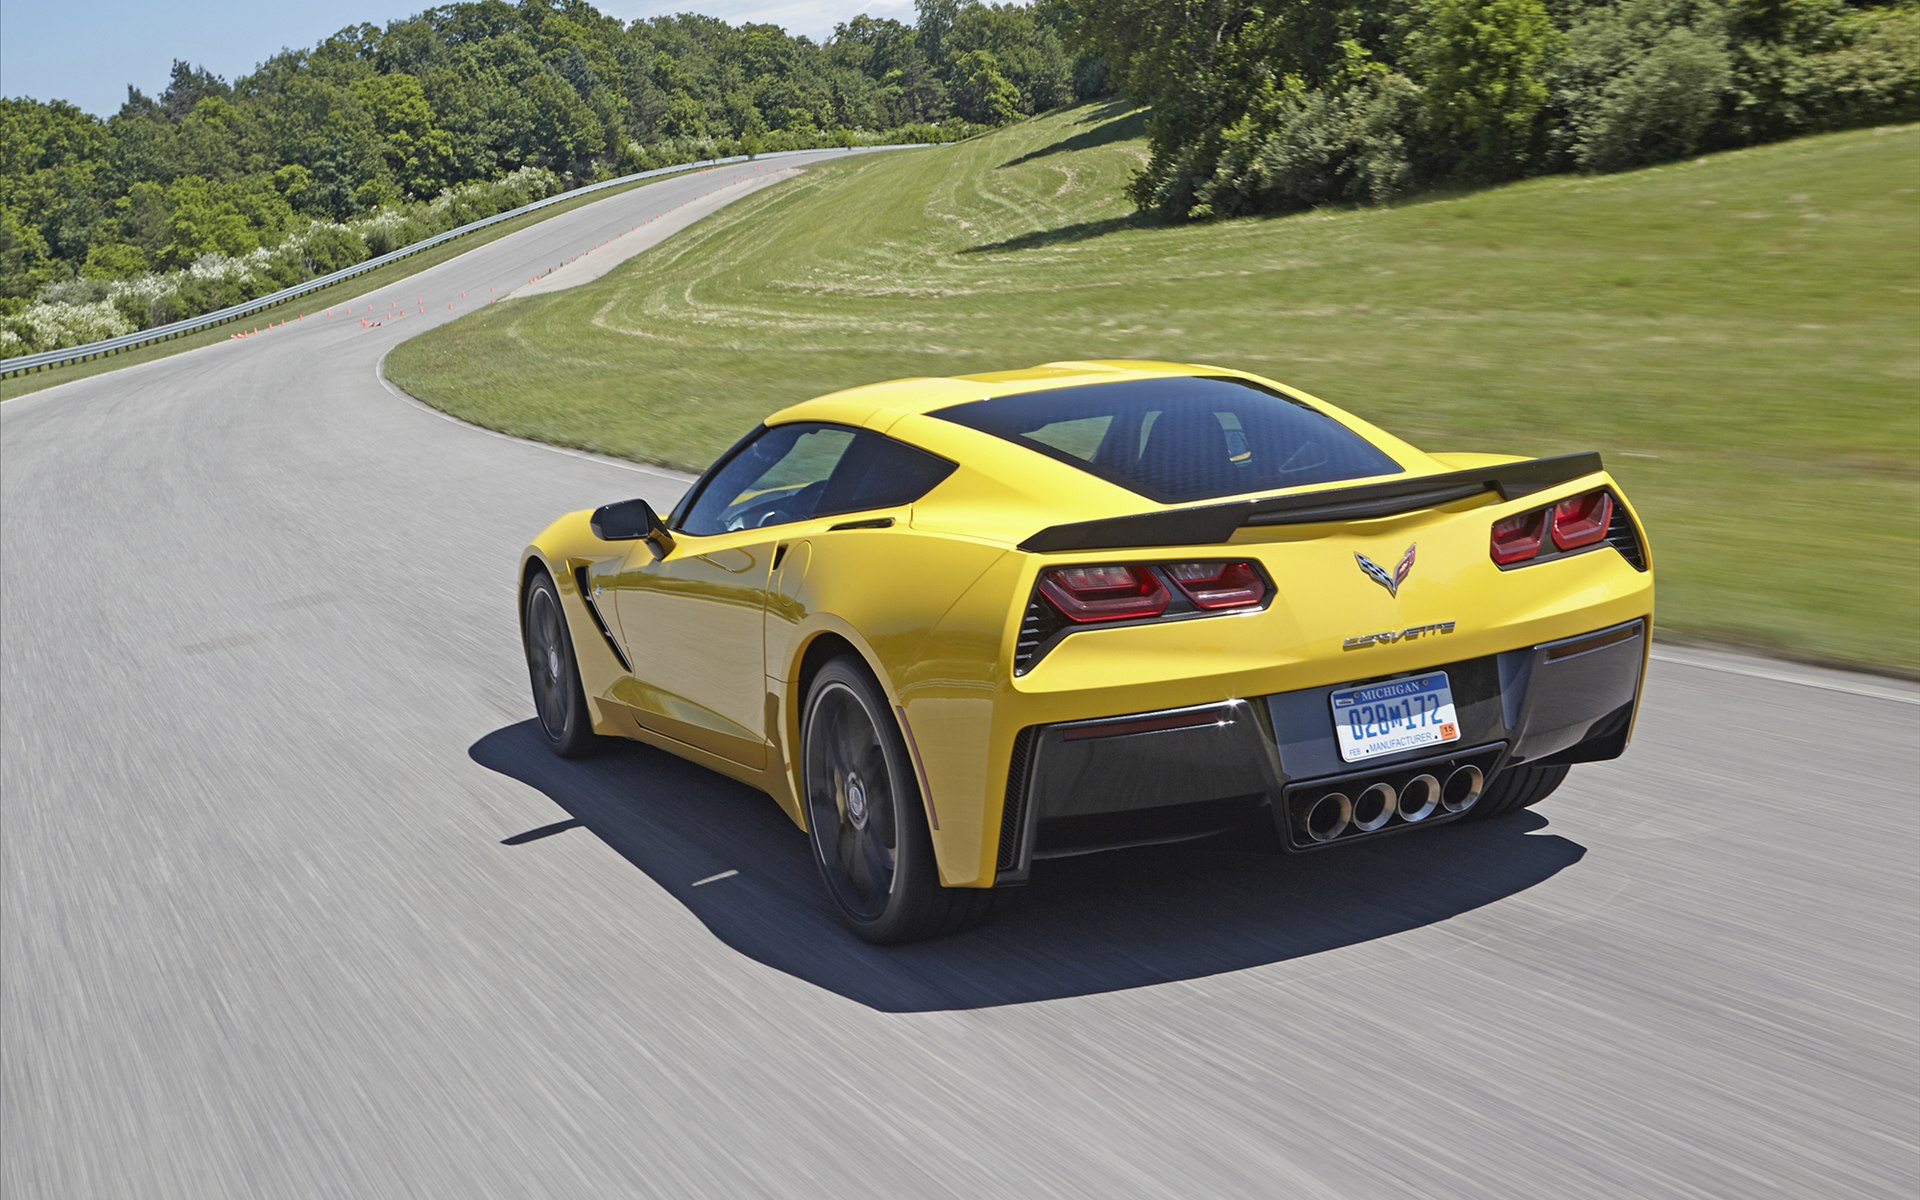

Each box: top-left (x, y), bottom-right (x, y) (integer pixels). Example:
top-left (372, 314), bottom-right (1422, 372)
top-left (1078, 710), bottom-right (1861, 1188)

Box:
top-left (951, 50), bottom-right (1024, 123)
top-left (160, 61), bottom-right (231, 122)
top-left (1410, 0), bottom-right (1562, 179)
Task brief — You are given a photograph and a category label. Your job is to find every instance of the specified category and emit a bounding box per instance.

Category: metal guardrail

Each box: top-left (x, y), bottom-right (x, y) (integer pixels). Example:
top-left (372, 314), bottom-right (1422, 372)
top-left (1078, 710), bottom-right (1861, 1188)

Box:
top-left (0, 145), bottom-right (911, 380)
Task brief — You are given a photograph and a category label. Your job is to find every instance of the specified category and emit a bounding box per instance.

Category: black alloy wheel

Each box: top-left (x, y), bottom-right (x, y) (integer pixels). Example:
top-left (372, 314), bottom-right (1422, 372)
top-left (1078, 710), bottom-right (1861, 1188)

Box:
top-left (801, 657), bottom-right (993, 943)
top-left (522, 571), bottom-right (599, 758)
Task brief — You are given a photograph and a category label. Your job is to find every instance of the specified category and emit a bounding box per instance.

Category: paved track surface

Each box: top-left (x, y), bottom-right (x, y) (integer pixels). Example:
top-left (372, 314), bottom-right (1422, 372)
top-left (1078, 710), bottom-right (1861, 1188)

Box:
top-left (4, 154), bottom-right (1917, 1200)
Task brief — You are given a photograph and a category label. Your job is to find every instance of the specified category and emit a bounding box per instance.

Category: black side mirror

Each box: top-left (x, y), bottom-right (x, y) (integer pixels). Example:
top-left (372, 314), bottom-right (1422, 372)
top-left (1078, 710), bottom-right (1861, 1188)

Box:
top-left (591, 498), bottom-right (674, 557)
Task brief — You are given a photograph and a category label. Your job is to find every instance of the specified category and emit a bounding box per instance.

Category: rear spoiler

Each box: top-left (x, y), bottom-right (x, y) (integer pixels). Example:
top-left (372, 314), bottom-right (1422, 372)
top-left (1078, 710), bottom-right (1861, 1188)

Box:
top-left (1019, 452), bottom-right (1605, 553)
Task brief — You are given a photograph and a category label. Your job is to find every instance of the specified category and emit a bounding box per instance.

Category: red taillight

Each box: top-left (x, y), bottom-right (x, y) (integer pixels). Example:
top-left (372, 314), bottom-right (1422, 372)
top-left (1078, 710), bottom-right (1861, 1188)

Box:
top-left (1038, 564), bottom-right (1170, 622)
top-left (1166, 561), bottom-right (1267, 610)
top-left (1490, 510), bottom-right (1546, 565)
top-left (1551, 490), bottom-right (1613, 550)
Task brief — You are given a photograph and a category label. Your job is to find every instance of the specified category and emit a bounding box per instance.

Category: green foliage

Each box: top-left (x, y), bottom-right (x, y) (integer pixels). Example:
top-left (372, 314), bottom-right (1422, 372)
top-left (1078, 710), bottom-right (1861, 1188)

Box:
top-left (1, 0), bottom-right (1056, 353)
top-left (81, 242), bottom-right (149, 279)
top-left (1410, 0), bottom-right (1562, 178)
top-left (1193, 69), bottom-right (1424, 217)
top-left (1554, 0), bottom-right (1735, 171)
top-left (951, 51), bottom-right (1026, 124)
top-left (1059, 0), bottom-right (1920, 219)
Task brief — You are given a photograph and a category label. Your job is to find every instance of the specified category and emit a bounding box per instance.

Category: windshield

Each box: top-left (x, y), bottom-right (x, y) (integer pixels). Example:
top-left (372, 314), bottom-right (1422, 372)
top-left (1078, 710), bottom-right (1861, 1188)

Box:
top-left (931, 376), bottom-right (1403, 504)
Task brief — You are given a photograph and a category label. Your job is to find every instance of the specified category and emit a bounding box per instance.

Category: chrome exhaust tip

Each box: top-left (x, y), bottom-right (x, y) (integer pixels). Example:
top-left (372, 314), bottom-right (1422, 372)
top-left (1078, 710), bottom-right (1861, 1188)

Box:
top-left (1352, 782), bottom-right (1396, 833)
top-left (1442, 764), bottom-right (1485, 813)
top-left (1299, 792), bottom-right (1352, 843)
top-left (1397, 774), bottom-right (1441, 823)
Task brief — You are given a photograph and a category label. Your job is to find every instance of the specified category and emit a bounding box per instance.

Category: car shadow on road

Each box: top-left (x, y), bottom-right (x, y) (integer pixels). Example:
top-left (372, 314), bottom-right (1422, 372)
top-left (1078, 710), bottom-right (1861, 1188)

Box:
top-left (474, 721), bottom-right (1585, 1012)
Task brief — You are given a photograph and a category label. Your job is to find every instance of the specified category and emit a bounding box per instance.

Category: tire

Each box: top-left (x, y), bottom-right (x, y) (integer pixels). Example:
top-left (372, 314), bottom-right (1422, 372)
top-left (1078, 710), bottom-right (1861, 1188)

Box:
top-left (801, 656), bottom-right (993, 944)
top-left (522, 570), bottom-right (602, 759)
top-left (1470, 763), bottom-right (1569, 820)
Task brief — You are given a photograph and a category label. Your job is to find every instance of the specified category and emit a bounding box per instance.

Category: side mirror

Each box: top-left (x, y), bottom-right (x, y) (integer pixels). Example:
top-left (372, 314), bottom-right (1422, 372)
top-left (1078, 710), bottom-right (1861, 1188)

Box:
top-left (591, 498), bottom-right (674, 557)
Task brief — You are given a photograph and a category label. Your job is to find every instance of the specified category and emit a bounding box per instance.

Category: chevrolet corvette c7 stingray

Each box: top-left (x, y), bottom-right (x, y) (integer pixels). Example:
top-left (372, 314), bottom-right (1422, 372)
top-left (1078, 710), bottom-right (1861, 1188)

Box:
top-left (520, 362), bottom-right (1652, 942)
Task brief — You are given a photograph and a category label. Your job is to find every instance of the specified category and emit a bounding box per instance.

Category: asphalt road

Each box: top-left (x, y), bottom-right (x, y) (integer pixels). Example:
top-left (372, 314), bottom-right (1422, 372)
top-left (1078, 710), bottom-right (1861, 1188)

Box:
top-left (4, 153), bottom-right (1917, 1200)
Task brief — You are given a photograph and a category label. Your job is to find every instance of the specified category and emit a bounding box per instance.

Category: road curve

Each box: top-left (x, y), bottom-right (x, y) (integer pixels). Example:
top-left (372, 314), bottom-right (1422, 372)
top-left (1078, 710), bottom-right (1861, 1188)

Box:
top-left (4, 154), bottom-right (1916, 1200)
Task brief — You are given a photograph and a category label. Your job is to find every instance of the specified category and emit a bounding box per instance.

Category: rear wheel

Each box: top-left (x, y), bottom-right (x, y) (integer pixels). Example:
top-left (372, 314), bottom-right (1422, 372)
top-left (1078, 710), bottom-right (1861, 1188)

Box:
top-left (802, 657), bottom-right (992, 943)
top-left (1470, 763), bottom-right (1569, 820)
top-left (522, 571), bottom-right (601, 758)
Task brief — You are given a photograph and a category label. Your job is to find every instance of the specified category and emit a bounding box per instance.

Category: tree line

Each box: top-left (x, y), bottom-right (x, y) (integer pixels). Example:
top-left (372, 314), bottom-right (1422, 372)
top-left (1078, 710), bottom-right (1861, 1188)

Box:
top-left (1052, 0), bottom-right (1917, 219)
top-left (0, 0), bottom-right (1088, 353)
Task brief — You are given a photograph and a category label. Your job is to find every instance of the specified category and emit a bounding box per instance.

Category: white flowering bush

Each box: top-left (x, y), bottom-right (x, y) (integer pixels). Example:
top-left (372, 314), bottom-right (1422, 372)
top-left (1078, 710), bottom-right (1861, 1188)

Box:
top-left (1, 300), bottom-right (136, 354)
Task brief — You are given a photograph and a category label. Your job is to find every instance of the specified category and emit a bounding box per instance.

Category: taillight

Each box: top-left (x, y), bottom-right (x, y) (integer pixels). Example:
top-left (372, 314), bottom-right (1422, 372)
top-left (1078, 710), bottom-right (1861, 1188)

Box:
top-left (1490, 510), bottom-right (1546, 565)
top-left (1037, 564), bottom-right (1170, 622)
top-left (1166, 561), bottom-right (1267, 610)
top-left (1551, 490), bottom-right (1613, 550)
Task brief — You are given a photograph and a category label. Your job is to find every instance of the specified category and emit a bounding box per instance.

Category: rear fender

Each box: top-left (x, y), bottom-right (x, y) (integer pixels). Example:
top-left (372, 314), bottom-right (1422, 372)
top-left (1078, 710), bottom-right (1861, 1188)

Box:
top-left (772, 530), bottom-right (1014, 887)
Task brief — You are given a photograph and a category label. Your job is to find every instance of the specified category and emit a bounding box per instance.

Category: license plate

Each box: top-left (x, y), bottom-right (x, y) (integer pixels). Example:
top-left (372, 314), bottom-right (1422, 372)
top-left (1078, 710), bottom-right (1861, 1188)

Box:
top-left (1329, 671), bottom-right (1461, 763)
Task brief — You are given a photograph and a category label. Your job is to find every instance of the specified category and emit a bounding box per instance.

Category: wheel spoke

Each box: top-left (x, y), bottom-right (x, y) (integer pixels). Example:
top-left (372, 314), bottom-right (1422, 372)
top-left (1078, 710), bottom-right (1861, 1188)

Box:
top-left (847, 829), bottom-right (873, 899)
top-left (837, 820), bottom-right (859, 877)
top-left (837, 712), bottom-right (867, 779)
top-left (864, 826), bottom-right (894, 892)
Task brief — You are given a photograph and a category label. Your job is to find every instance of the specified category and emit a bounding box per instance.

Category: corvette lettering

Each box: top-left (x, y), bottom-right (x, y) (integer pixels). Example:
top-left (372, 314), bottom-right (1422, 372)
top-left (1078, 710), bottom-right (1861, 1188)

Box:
top-left (1344, 621), bottom-right (1457, 650)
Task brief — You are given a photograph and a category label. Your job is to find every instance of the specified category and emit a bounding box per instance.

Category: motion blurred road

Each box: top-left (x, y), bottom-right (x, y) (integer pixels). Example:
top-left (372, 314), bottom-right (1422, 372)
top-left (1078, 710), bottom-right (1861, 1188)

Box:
top-left (4, 152), bottom-right (1916, 1200)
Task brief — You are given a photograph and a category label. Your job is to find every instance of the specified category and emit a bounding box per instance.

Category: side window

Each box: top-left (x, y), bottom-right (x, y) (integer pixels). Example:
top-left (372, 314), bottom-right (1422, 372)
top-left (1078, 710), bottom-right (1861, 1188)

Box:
top-left (818, 434), bottom-right (957, 517)
top-left (677, 423), bottom-right (857, 536)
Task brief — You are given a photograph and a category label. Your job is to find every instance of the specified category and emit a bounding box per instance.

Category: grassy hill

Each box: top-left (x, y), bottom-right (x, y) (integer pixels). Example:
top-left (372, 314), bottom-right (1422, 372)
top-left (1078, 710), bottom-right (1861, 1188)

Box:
top-left (387, 104), bottom-right (1920, 671)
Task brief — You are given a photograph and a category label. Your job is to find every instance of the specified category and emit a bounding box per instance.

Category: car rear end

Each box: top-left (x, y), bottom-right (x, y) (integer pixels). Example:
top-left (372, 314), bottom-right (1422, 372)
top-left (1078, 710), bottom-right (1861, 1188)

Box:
top-left (900, 368), bottom-right (1653, 885)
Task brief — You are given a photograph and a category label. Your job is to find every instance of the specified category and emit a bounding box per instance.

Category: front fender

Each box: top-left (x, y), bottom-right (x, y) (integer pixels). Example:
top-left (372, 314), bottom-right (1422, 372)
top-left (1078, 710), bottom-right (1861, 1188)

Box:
top-left (520, 511), bottom-right (642, 738)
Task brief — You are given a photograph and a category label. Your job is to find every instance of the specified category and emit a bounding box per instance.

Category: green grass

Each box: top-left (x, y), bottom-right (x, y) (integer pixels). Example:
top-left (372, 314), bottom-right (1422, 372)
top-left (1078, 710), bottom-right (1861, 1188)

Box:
top-left (0, 165), bottom-right (726, 401)
top-left (388, 104), bottom-right (1920, 672)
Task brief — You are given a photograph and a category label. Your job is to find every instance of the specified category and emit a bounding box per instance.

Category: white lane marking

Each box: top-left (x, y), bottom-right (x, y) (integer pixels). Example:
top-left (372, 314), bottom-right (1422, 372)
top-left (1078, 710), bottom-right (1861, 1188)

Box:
top-left (375, 349), bottom-right (693, 487)
top-left (1649, 648), bottom-right (1919, 705)
top-left (690, 870), bottom-right (739, 887)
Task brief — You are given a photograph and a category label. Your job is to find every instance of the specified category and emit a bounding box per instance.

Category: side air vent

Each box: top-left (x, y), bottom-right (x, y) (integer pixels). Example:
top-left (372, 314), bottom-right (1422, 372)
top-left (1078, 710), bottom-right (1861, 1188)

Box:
top-left (998, 727), bottom-right (1037, 873)
top-left (572, 567), bottom-right (634, 672)
top-left (1013, 593), bottom-right (1067, 676)
top-left (1605, 501), bottom-right (1648, 571)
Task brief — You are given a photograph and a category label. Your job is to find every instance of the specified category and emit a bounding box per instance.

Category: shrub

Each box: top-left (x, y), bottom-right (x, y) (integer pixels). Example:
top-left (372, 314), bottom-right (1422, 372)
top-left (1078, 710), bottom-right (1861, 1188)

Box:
top-left (1193, 72), bottom-right (1424, 218)
top-left (1410, 0), bottom-right (1563, 179)
top-left (1554, 1), bottom-right (1736, 171)
top-left (1805, 5), bottom-right (1920, 128)
top-left (1, 299), bottom-right (135, 353)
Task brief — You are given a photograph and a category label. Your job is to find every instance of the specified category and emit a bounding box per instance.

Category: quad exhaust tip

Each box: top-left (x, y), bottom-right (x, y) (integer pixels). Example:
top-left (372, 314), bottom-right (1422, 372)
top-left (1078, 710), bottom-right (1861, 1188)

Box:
top-left (1296, 760), bottom-right (1486, 844)
top-left (1352, 782), bottom-right (1396, 833)
top-left (1300, 791), bottom-right (1352, 843)
top-left (1397, 774), bottom-right (1441, 823)
top-left (1442, 764), bottom-right (1484, 813)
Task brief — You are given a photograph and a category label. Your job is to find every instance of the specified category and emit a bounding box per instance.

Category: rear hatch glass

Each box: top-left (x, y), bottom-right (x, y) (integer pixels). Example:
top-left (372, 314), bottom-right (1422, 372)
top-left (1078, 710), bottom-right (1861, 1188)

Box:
top-left (932, 377), bottom-right (1403, 504)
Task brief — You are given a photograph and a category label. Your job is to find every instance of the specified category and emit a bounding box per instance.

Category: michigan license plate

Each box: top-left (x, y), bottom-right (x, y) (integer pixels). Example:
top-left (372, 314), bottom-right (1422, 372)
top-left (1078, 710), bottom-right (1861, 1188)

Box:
top-left (1330, 672), bottom-right (1461, 763)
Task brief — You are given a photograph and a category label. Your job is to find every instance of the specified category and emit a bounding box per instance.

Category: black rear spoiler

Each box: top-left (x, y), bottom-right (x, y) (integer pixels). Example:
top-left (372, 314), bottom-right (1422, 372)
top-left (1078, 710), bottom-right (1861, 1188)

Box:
top-left (1019, 452), bottom-right (1605, 553)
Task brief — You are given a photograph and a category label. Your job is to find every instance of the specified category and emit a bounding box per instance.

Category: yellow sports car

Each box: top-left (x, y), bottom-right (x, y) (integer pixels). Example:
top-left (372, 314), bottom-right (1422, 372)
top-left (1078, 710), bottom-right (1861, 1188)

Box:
top-left (520, 362), bottom-right (1652, 942)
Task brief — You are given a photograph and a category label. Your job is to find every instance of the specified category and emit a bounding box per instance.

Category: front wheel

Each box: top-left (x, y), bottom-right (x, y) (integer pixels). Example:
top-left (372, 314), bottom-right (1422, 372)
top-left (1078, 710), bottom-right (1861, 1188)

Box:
top-left (801, 657), bottom-right (992, 943)
top-left (522, 570), bottom-right (601, 758)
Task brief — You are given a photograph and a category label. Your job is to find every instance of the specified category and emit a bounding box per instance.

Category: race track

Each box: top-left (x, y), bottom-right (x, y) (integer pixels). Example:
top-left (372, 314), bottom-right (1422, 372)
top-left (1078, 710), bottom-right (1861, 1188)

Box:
top-left (4, 154), bottom-right (1916, 1199)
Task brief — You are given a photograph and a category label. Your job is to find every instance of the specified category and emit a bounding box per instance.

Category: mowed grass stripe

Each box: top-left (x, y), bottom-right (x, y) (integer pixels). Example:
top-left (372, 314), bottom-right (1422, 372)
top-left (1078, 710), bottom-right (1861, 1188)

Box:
top-left (388, 105), bottom-right (1920, 671)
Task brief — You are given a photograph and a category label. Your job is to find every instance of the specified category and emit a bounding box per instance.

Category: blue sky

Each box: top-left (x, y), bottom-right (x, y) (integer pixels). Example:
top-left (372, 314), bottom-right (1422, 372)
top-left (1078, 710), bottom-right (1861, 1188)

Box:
top-left (0, 0), bottom-right (915, 117)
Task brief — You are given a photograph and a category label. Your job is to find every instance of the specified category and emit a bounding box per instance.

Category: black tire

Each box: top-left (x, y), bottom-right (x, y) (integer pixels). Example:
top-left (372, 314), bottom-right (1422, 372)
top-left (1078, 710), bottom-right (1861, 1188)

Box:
top-left (522, 570), bottom-right (602, 759)
top-left (1470, 763), bottom-right (1569, 820)
top-left (801, 656), bottom-right (993, 944)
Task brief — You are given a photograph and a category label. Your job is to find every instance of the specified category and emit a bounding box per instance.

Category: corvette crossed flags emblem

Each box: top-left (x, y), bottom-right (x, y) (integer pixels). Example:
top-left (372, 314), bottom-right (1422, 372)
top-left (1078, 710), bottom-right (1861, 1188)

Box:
top-left (1356, 544), bottom-right (1417, 598)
